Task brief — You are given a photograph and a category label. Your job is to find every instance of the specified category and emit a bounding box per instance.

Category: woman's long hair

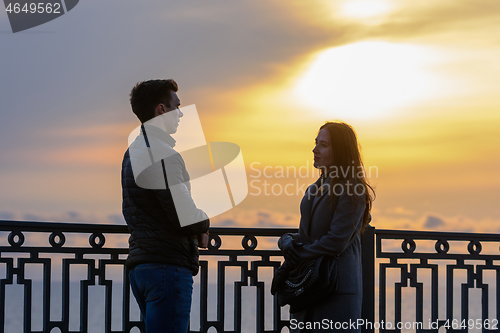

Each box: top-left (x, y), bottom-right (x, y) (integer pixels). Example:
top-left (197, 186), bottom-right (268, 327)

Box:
top-left (319, 122), bottom-right (375, 233)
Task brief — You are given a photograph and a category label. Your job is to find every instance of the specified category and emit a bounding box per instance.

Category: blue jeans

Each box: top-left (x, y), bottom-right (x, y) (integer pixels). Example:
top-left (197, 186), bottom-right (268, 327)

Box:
top-left (129, 263), bottom-right (194, 333)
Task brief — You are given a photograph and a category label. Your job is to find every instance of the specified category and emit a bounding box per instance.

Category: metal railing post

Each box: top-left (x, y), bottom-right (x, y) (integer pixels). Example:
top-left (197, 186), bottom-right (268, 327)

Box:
top-left (361, 225), bottom-right (375, 333)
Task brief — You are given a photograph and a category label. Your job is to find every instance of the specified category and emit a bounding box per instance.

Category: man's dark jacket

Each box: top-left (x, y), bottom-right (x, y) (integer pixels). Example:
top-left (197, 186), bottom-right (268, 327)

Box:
top-left (121, 126), bottom-right (209, 275)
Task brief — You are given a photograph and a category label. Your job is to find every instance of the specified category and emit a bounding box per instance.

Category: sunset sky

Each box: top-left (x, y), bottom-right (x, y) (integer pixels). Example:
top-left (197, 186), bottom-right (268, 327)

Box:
top-left (1, 0), bottom-right (499, 234)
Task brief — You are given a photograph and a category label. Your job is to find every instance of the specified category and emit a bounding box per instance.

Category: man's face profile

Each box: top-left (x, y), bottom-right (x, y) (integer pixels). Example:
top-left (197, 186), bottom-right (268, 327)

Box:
top-left (149, 90), bottom-right (183, 134)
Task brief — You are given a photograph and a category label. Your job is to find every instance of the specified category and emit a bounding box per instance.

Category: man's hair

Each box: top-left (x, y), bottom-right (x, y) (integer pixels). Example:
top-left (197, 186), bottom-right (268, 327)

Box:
top-left (129, 79), bottom-right (179, 123)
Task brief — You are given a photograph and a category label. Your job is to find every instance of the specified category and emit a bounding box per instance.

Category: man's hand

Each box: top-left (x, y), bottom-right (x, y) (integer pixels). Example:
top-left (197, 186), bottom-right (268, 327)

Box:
top-left (197, 231), bottom-right (209, 248)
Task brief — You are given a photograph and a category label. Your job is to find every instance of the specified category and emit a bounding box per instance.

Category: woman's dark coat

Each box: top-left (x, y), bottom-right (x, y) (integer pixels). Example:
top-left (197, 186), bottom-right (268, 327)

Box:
top-left (289, 177), bottom-right (366, 332)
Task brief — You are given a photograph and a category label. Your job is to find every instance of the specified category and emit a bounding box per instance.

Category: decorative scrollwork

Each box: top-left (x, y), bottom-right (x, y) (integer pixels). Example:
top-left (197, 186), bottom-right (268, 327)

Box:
top-left (242, 235), bottom-right (258, 250)
top-left (89, 232), bottom-right (105, 248)
top-left (49, 231), bottom-right (66, 248)
top-left (8, 230), bottom-right (24, 247)
top-left (401, 238), bottom-right (416, 253)
top-left (208, 234), bottom-right (222, 250)
top-left (467, 240), bottom-right (482, 254)
top-left (435, 239), bottom-right (449, 253)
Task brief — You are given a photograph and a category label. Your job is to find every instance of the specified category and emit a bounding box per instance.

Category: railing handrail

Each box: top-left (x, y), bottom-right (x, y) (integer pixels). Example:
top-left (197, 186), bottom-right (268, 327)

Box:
top-left (3, 219), bottom-right (500, 240)
top-left (4, 219), bottom-right (500, 237)
top-left (375, 228), bottom-right (500, 240)
top-left (0, 220), bottom-right (298, 236)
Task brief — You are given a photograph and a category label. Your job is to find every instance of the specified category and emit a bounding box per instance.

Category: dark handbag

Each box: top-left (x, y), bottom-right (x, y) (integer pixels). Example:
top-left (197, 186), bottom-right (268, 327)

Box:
top-left (272, 254), bottom-right (339, 313)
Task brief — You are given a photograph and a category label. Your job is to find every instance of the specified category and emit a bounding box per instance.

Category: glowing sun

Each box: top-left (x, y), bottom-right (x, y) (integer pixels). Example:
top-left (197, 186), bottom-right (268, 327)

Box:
top-left (293, 41), bottom-right (446, 120)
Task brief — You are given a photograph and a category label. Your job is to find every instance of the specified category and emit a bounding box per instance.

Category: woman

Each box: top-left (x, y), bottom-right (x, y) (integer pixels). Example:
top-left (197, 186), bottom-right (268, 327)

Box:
top-left (278, 121), bottom-right (374, 332)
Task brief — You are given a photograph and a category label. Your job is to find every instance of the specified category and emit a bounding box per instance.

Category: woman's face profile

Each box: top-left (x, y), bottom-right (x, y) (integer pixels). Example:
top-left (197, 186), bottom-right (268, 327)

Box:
top-left (313, 128), bottom-right (334, 169)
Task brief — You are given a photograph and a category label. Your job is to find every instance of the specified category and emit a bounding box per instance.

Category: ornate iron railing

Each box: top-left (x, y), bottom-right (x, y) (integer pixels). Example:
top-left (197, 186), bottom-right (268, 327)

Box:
top-left (374, 229), bottom-right (500, 333)
top-left (0, 221), bottom-right (133, 333)
top-left (0, 221), bottom-right (499, 332)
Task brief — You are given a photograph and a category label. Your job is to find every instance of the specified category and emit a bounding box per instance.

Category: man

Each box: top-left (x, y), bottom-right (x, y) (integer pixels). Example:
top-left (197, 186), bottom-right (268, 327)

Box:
top-left (121, 79), bottom-right (209, 332)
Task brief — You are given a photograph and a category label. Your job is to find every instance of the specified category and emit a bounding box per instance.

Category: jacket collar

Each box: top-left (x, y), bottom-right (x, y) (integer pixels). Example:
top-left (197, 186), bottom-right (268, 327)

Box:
top-left (140, 124), bottom-right (176, 148)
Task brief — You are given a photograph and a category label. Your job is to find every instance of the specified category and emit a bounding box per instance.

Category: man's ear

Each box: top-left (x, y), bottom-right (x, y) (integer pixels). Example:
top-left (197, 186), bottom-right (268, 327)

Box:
top-left (154, 104), bottom-right (164, 117)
